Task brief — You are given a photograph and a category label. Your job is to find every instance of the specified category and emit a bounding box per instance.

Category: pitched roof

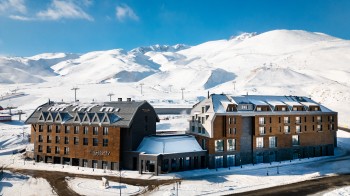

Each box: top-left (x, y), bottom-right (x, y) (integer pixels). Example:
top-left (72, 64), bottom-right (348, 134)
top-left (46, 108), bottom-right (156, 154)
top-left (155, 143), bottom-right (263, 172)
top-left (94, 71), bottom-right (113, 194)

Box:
top-left (25, 100), bottom-right (158, 127)
top-left (209, 94), bottom-right (335, 114)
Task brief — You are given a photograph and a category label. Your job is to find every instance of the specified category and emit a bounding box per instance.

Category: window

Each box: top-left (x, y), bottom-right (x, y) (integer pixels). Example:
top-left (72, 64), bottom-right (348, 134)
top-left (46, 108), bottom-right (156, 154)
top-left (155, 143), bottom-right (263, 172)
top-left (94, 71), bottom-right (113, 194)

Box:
top-left (269, 136), bottom-right (277, 148)
top-left (198, 127), bottom-right (202, 133)
top-left (227, 155), bottom-right (235, 167)
top-left (281, 107), bottom-right (286, 111)
top-left (292, 135), bottom-right (299, 146)
top-left (55, 136), bottom-right (60, 144)
top-left (330, 124), bottom-right (334, 131)
top-left (92, 160), bottom-right (98, 168)
top-left (64, 147), bottom-right (69, 155)
top-left (191, 126), bottom-right (195, 132)
top-left (315, 107), bottom-right (319, 111)
top-left (202, 107), bottom-right (205, 113)
top-left (279, 117), bottom-right (281, 123)
top-left (305, 125), bottom-right (307, 132)
top-left (38, 135), bottom-right (43, 142)
top-left (259, 126), bottom-right (265, 135)
top-left (56, 125), bottom-right (60, 133)
top-left (46, 146), bottom-right (51, 153)
top-left (229, 128), bottom-right (232, 134)
top-left (202, 117), bottom-right (205, 124)
top-left (93, 127), bottom-right (98, 135)
top-left (83, 126), bottom-right (88, 134)
top-left (317, 124), bottom-right (322, 131)
top-left (233, 117), bottom-right (236, 124)
top-left (103, 139), bottom-right (108, 147)
top-left (39, 125), bottom-right (43, 132)
top-left (47, 135), bottom-right (52, 143)
top-left (145, 115), bottom-right (148, 123)
top-left (296, 125), bottom-right (301, 133)
top-left (227, 139), bottom-right (236, 151)
top-left (102, 161), bottom-right (108, 169)
top-left (229, 117), bottom-right (232, 124)
top-left (74, 126), bottom-right (79, 134)
top-left (215, 140), bottom-right (224, 152)
top-left (65, 126), bottom-right (70, 133)
top-left (83, 159), bottom-right (88, 167)
top-left (259, 117), bottom-right (265, 125)
top-left (201, 139), bottom-right (206, 150)
top-left (55, 146), bottom-right (60, 154)
top-left (93, 138), bottom-right (98, 146)
top-left (74, 137), bottom-right (79, 145)
top-left (83, 138), bottom-right (88, 145)
top-left (284, 116), bottom-right (290, 123)
top-left (192, 116), bottom-right (195, 122)
top-left (329, 116), bottom-right (334, 122)
top-left (256, 137), bottom-right (264, 148)
top-left (293, 107), bottom-right (298, 111)
top-left (202, 127), bottom-right (206, 134)
top-left (103, 127), bottom-right (108, 135)
top-left (296, 116), bottom-right (301, 124)
top-left (242, 105), bottom-right (248, 110)
top-left (38, 145), bottom-right (42, 152)
top-left (257, 107), bottom-right (261, 111)
top-left (215, 156), bottom-right (223, 168)
top-left (48, 125), bottom-right (52, 132)
top-left (284, 126), bottom-right (290, 133)
top-left (64, 136), bottom-right (69, 144)
top-left (317, 116), bottom-right (322, 123)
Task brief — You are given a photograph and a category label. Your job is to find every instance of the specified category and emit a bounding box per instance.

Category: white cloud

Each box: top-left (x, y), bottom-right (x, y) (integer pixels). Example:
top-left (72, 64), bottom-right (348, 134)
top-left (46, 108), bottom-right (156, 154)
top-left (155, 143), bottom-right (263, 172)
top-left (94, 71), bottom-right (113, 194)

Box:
top-left (9, 14), bottom-right (31, 21)
top-left (37, 0), bottom-right (93, 21)
top-left (115, 4), bottom-right (139, 22)
top-left (0, 0), bottom-right (27, 14)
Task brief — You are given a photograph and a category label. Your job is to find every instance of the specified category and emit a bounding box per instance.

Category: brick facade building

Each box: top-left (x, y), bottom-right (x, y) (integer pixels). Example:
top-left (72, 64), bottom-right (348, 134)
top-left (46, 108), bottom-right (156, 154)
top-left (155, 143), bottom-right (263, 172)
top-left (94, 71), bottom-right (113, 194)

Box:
top-left (25, 100), bottom-right (159, 170)
top-left (189, 94), bottom-right (337, 169)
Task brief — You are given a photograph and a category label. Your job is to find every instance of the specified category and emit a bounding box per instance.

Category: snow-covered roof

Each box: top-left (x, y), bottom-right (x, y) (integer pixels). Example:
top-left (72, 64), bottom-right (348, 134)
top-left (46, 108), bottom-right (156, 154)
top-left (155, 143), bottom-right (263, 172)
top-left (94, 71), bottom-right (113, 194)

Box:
top-left (266, 101), bottom-right (286, 106)
top-left (209, 94), bottom-right (335, 114)
top-left (136, 135), bottom-right (204, 154)
top-left (249, 99), bottom-right (268, 106)
top-left (300, 102), bottom-right (318, 107)
top-left (284, 101), bottom-right (303, 106)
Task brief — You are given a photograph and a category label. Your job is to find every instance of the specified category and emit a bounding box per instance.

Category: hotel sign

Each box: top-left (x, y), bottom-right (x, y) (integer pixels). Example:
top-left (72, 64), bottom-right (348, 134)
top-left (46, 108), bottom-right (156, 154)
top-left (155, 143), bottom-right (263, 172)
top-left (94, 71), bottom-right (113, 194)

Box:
top-left (90, 150), bottom-right (111, 156)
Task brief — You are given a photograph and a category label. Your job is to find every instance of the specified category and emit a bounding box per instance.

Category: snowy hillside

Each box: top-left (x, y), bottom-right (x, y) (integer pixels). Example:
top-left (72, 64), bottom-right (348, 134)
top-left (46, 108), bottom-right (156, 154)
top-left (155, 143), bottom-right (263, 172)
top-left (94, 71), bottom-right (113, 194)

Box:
top-left (0, 29), bottom-right (350, 126)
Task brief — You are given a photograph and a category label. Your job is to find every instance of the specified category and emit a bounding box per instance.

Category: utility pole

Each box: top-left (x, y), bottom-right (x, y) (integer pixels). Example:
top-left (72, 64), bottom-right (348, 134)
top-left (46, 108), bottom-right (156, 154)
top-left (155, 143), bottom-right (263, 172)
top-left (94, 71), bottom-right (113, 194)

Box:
top-left (140, 83), bottom-right (144, 95)
top-left (71, 87), bottom-right (79, 102)
top-left (107, 93), bottom-right (114, 102)
top-left (181, 88), bottom-right (185, 100)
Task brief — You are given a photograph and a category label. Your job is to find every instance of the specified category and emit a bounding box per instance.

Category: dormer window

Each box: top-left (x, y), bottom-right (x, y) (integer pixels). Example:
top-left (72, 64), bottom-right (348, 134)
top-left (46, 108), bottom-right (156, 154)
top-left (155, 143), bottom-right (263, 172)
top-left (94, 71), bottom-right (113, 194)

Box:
top-left (282, 107), bottom-right (286, 111)
top-left (257, 107), bottom-right (261, 111)
top-left (242, 105), bottom-right (248, 110)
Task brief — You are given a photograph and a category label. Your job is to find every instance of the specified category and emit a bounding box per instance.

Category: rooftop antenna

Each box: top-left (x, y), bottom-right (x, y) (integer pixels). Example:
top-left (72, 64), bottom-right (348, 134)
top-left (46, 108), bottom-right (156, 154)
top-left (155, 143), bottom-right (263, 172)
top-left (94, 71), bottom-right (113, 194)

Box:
top-left (139, 83), bottom-right (144, 95)
top-left (181, 88), bottom-right (185, 100)
top-left (71, 87), bottom-right (79, 102)
top-left (107, 93), bottom-right (115, 101)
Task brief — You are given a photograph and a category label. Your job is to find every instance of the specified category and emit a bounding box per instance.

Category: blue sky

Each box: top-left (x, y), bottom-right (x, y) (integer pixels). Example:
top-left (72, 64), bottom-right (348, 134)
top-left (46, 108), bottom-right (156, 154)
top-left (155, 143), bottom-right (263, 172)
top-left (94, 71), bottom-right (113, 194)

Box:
top-left (0, 0), bottom-right (350, 56)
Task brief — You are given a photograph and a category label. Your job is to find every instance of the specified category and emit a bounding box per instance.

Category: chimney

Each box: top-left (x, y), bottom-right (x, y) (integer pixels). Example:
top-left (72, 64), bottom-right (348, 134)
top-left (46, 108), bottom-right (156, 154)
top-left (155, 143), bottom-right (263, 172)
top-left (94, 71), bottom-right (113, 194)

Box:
top-left (118, 98), bottom-right (122, 102)
top-left (207, 91), bottom-right (209, 99)
top-left (127, 98), bottom-right (131, 102)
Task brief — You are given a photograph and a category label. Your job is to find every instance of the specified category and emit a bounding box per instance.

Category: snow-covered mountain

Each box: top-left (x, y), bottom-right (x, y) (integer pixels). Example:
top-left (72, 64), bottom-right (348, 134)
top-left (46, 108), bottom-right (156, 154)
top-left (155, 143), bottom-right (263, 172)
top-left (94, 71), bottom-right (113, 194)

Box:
top-left (1, 29), bottom-right (350, 126)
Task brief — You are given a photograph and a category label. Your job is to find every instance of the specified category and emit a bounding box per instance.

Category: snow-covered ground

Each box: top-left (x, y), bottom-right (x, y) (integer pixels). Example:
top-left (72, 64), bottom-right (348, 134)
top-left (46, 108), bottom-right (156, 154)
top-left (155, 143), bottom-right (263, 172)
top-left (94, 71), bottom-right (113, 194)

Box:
top-left (1, 117), bottom-right (350, 195)
top-left (66, 177), bottom-right (144, 196)
top-left (0, 170), bottom-right (56, 196)
top-left (324, 186), bottom-right (350, 196)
